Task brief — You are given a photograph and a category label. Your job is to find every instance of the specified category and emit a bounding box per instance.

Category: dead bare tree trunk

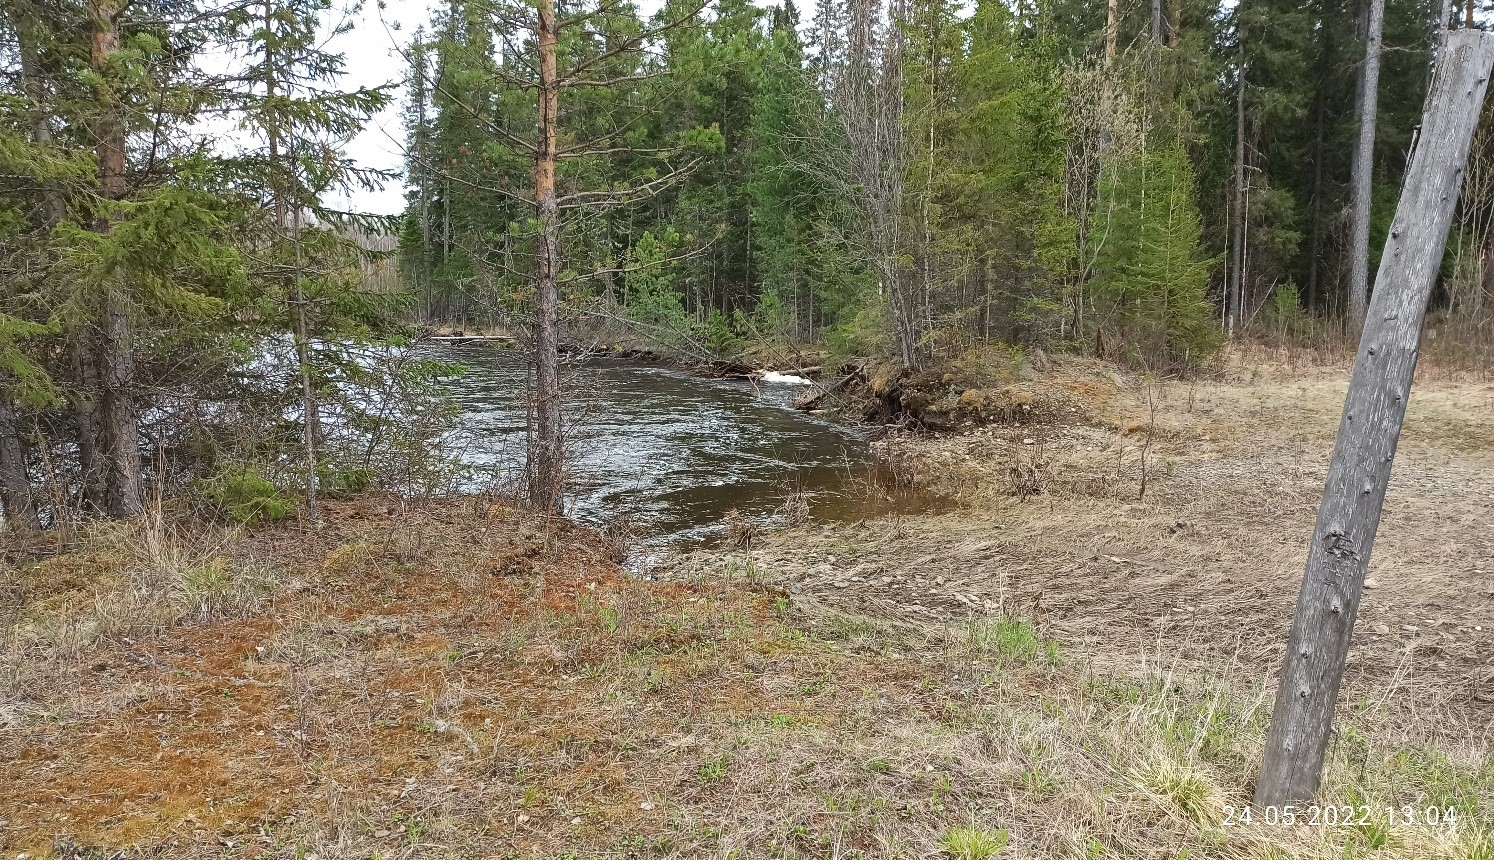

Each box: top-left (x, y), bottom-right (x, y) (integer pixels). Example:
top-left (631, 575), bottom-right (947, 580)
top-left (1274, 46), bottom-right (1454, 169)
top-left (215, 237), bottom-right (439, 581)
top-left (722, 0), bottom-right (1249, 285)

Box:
top-left (529, 0), bottom-right (564, 514)
top-left (1255, 28), bottom-right (1494, 807)
top-left (1347, 0), bottom-right (1386, 331)
top-left (1151, 0), bottom-right (1163, 45)
top-left (838, 0), bottom-right (917, 368)
top-left (89, 0), bottom-right (143, 518)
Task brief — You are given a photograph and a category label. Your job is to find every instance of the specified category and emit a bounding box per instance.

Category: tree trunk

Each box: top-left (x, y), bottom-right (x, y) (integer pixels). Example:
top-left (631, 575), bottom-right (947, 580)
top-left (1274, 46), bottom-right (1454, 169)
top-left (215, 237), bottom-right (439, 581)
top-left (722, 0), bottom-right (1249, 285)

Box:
top-left (89, 0), bottom-right (143, 518)
top-left (1151, 0), bottom-right (1163, 45)
top-left (5, 18), bottom-right (55, 528)
top-left (1347, 0), bottom-right (1386, 331)
top-left (263, 0), bottom-right (319, 522)
top-left (1255, 28), bottom-right (1494, 807)
top-left (1106, 0), bottom-right (1119, 63)
top-left (292, 206), bottom-right (319, 522)
top-left (1480, 223), bottom-right (1494, 306)
top-left (72, 333), bottom-right (106, 511)
top-left (0, 389), bottom-right (38, 531)
top-left (1307, 92), bottom-right (1327, 311)
top-left (529, 0), bottom-right (564, 514)
top-left (1229, 34), bottom-right (1247, 337)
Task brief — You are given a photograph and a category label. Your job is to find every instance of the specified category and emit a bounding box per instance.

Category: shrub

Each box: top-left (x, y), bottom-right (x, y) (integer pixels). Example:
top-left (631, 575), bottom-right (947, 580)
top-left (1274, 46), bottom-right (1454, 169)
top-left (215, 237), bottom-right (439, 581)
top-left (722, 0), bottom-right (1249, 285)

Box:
top-left (704, 308), bottom-right (743, 357)
top-left (316, 465), bottom-right (375, 499)
top-left (201, 465), bottom-right (293, 525)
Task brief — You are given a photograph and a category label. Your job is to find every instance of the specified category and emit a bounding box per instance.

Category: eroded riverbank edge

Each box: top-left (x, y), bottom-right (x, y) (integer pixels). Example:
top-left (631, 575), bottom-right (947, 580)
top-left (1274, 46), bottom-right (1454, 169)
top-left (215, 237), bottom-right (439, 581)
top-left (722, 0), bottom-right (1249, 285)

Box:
top-left (654, 350), bottom-right (1494, 730)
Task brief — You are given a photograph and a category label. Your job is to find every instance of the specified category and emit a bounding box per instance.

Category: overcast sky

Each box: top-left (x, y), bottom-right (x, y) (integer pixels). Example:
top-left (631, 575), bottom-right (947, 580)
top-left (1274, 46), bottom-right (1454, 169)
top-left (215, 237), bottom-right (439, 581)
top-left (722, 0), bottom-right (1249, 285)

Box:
top-left (328, 0), bottom-right (670, 217)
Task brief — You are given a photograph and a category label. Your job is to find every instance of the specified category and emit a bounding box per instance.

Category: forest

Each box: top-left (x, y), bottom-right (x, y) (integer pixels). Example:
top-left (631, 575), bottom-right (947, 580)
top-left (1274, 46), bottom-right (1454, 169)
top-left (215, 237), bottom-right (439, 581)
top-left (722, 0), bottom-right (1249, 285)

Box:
top-left (3, 0), bottom-right (1494, 857)
top-left (398, 0), bottom-right (1491, 366)
top-left (6, 0), bottom-right (1494, 524)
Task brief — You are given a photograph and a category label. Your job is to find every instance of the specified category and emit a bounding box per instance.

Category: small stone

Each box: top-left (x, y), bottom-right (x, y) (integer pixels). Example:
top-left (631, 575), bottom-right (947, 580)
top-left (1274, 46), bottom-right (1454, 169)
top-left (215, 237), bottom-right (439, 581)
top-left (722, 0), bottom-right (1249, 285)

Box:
top-left (1401, 625), bottom-right (1418, 632)
top-left (1372, 624), bottom-right (1390, 635)
top-left (516, 814), bottom-right (530, 824)
top-left (1363, 578), bottom-right (1379, 589)
top-left (374, 830), bottom-right (391, 838)
top-left (570, 817), bottom-right (582, 825)
top-left (639, 801), bottom-right (656, 811)
top-left (1022, 438), bottom-right (1036, 445)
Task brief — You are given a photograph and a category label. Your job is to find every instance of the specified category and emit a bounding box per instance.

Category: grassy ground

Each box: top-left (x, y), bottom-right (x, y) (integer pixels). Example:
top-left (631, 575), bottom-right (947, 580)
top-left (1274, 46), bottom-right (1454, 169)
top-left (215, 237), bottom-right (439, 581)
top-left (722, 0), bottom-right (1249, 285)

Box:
top-left (2, 487), bottom-right (1490, 858)
top-left (667, 346), bottom-right (1494, 725)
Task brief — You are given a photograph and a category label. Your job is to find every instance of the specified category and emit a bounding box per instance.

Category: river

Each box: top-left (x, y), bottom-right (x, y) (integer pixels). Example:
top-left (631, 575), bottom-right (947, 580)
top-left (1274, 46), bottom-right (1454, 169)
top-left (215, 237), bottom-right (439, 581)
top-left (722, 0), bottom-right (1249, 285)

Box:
top-left (432, 343), bottom-right (927, 545)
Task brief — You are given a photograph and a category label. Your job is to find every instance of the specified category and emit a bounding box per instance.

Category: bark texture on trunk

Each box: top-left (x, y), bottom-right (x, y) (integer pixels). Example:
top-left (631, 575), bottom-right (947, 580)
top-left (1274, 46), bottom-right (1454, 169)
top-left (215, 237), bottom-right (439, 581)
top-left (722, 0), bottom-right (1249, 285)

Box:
top-left (529, 0), bottom-right (564, 514)
top-left (1347, 0), bottom-right (1386, 331)
top-left (72, 333), bottom-right (106, 510)
top-left (0, 390), bottom-right (38, 531)
top-left (1151, 0), bottom-right (1163, 45)
top-left (1106, 0), bottom-right (1118, 62)
top-left (1255, 29), bottom-right (1494, 807)
top-left (89, 0), bottom-right (143, 518)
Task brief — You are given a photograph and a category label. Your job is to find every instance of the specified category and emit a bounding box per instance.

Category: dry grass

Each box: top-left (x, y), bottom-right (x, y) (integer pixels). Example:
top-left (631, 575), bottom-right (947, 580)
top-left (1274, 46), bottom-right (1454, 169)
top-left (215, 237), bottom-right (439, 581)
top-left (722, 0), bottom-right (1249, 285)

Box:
top-left (3, 346), bottom-right (1493, 858)
top-left (714, 349), bottom-right (1494, 724)
top-left (3, 494), bottom-right (1488, 859)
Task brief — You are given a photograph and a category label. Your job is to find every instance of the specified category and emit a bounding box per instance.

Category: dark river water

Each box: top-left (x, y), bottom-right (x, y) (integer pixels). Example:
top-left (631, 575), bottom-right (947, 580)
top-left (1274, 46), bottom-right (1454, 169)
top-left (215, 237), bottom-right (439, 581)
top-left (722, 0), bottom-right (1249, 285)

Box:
top-left (431, 343), bottom-right (925, 545)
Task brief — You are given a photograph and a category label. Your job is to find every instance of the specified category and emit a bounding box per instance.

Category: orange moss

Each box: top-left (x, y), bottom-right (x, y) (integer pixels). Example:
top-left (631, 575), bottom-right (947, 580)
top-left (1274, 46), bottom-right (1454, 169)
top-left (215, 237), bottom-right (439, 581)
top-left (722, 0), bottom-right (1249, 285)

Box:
top-left (2, 498), bottom-right (839, 856)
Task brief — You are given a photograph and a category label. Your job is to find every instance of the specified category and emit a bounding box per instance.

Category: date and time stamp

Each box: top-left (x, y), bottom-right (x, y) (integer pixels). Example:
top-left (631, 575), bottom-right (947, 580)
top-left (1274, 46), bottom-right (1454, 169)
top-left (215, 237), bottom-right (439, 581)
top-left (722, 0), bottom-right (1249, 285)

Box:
top-left (1221, 804), bottom-right (1462, 829)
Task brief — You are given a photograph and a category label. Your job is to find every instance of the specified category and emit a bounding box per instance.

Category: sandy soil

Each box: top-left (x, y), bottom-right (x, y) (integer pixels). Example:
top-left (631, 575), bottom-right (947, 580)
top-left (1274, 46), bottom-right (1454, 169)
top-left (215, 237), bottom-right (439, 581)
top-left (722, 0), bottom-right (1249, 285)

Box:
top-left (659, 353), bottom-right (1494, 729)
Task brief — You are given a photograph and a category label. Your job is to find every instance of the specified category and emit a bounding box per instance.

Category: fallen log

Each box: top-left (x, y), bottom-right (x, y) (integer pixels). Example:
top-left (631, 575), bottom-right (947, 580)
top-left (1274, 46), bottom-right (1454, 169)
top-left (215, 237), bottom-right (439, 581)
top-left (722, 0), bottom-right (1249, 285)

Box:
top-left (794, 365), bottom-right (864, 411)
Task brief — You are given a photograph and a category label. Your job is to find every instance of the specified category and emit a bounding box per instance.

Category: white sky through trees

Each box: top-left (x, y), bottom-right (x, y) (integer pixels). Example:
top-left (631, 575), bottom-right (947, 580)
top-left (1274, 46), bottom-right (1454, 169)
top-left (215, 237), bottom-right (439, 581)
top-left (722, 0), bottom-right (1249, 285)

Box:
top-left (330, 0), bottom-right (671, 216)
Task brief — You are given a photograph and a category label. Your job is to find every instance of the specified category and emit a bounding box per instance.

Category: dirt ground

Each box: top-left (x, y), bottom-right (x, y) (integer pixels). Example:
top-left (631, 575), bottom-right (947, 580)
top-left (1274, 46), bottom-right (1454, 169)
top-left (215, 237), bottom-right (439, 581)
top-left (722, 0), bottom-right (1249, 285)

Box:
top-left (659, 349), bottom-right (1494, 732)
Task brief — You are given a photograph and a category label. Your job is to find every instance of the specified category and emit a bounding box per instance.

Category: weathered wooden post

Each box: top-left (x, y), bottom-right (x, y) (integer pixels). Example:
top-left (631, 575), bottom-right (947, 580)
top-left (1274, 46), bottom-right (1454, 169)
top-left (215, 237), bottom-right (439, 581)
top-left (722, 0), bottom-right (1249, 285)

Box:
top-left (1254, 28), bottom-right (1494, 807)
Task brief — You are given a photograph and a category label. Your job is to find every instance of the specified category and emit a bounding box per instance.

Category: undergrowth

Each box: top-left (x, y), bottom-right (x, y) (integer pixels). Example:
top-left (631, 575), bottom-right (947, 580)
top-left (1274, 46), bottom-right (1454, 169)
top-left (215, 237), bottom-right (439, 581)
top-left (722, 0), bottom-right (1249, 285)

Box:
top-left (0, 497), bottom-right (1489, 859)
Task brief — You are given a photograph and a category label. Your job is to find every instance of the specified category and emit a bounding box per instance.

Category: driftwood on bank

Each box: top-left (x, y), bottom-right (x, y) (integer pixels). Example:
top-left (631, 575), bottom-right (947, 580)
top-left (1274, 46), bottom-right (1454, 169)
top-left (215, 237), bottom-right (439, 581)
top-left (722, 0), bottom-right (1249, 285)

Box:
top-left (793, 365), bottom-right (865, 411)
top-left (1254, 28), bottom-right (1494, 807)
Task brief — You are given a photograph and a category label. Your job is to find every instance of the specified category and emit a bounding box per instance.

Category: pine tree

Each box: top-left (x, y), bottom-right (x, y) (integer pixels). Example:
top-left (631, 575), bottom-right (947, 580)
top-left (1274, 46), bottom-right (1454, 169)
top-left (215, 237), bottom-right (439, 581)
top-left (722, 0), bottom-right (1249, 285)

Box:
top-left (221, 0), bottom-right (394, 520)
top-left (1090, 134), bottom-right (1222, 365)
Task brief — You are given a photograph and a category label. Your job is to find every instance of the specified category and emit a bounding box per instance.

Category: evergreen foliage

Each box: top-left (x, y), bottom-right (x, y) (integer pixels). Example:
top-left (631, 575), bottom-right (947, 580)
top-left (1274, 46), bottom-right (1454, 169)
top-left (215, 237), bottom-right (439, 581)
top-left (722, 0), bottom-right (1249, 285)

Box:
top-left (0, 0), bottom-right (1480, 529)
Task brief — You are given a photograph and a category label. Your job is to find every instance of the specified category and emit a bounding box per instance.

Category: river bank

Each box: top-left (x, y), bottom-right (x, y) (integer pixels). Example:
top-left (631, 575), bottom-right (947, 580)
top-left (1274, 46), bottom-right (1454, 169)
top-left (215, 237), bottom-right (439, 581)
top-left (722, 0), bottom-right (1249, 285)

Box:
top-left (3, 493), bottom-right (1489, 859)
top-left (3, 347), bottom-right (1492, 858)
top-left (660, 348), bottom-right (1494, 725)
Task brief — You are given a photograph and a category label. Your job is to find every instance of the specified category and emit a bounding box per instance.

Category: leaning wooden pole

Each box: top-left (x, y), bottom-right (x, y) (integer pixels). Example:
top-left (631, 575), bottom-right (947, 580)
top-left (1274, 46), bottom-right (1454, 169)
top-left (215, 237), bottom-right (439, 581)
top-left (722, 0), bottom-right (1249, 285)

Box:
top-left (1254, 28), bottom-right (1494, 807)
